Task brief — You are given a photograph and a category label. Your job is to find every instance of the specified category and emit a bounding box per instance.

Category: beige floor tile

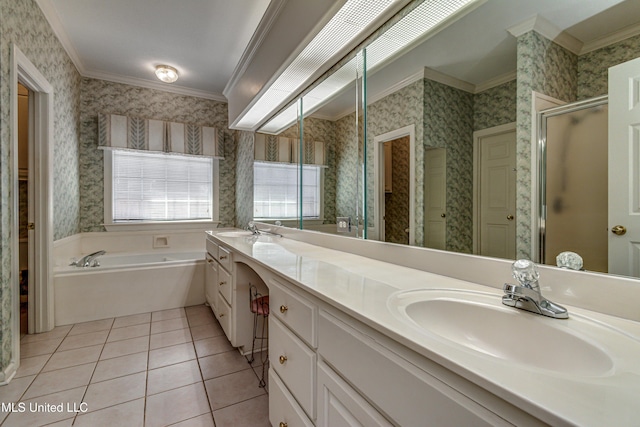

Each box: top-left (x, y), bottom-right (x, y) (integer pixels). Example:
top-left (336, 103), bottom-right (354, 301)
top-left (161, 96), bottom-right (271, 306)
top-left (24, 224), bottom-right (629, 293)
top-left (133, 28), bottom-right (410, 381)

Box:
top-left (189, 322), bottom-right (224, 341)
top-left (204, 369), bottom-right (266, 411)
top-left (58, 329), bottom-right (109, 351)
top-left (151, 317), bottom-right (190, 335)
top-left (106, 323), bottom-right (150, 343)
top-left (199, 351), bottom-right (251, 380)
top-left (147, 359), bottom-right (202, 395)
top-left (42, 345), bottom-right (102, 372)
top-left (148, 342), bottom-right (196, 370)
top-left (145, 382), bottom-right (211, 427)
top-left (83, 371), bottom-right (146, 413)
top-left (91, 351), bottom-right (148, 383)
top-left (0, 375), bottom-right (35, 403)
top-left (170, 413), bottom-right (215, 427)
top-left (184, 305), bottom-right (211, 316)
top-left (19, 325), bottom-right (72, 344)
top-left (68, 318), bottom-right (114, 336)
top-left (186, 311), bottom-right (217, 328)
top-left (23, 363), bottom-right (95, 399)
top-left (212, 394), bottom-right (270, 427)
top-left (150, 328), bottom-right (192, 350)
top-left (152, 307), bottom-right (186, 322)
top-left (112, 312), bottom-right (151, 329)
top-left (43, 418), bottom-right (74, 426)
top-left (74, 398), bottom-right (144, 427)
top-left (2, 386), bottom-right (85, 427)
top-left (20, 337), bottom-right (62, 358)
top-left (193, 336), bottom-right (234, 358)
top-left (100, 336), bottom-right (149, 360)
top-left (14, 355), bottom-right (49, 378)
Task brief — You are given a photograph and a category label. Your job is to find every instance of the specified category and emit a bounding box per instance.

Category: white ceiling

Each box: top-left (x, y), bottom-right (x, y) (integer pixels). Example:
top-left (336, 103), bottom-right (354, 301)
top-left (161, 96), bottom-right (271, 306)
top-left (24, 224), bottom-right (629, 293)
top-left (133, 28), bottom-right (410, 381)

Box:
top-left (37, 0), bottom-right (640, 109)
top-left (38, 0), bottom-right (272, 100)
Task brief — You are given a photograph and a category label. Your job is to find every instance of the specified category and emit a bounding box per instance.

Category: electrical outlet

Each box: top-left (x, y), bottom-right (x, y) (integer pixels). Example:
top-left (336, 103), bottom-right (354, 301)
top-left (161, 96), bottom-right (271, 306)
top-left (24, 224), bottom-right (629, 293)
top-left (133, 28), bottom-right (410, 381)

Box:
top-left (337, 217), bottom-right (351, 233)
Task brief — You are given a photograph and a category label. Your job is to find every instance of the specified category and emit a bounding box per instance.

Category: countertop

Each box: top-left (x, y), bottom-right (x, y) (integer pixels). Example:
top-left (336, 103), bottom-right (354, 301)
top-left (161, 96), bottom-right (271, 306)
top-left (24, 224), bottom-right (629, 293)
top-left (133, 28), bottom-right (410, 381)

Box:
top-left (206, 229), bottom-right (640, 426)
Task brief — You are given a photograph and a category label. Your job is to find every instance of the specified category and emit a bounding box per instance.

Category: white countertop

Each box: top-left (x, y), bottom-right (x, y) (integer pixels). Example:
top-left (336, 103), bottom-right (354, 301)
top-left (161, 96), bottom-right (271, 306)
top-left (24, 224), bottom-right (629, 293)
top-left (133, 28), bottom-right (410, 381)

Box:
top-left (207, 230), bottom-right (640, 426)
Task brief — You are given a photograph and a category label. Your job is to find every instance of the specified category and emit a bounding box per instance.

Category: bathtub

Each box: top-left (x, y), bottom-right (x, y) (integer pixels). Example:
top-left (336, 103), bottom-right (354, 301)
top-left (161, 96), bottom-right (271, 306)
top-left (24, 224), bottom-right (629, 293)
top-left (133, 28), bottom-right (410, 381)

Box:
top-left (54, 251), bottom-right (206, 325)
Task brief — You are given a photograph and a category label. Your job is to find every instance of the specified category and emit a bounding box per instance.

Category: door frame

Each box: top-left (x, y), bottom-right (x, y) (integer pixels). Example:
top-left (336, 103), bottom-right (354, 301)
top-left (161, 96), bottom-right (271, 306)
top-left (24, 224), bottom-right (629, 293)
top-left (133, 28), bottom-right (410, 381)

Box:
top-left (373, 125), bottom-right (415, 245)
top-left (472, 122), bottom-right (516, 254)
top-left (3, 44), bottom-right (55, 384)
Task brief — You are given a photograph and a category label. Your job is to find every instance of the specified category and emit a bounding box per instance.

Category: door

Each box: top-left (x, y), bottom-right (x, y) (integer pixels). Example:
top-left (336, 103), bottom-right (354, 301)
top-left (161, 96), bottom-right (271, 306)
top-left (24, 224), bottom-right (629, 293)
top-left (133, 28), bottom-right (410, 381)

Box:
top-left (609, 56), bottom-right (640, 277)
top-left (478, 128), bottom-right (516, 259)
top-left (424, 148), bottom-right (446, 249)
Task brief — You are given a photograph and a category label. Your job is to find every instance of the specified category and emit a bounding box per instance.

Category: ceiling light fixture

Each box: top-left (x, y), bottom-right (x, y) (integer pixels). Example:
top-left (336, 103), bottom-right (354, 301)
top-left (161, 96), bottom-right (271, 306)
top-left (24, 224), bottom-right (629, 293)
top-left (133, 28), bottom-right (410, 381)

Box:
top-left (155, 65), bottom-right (179, 83)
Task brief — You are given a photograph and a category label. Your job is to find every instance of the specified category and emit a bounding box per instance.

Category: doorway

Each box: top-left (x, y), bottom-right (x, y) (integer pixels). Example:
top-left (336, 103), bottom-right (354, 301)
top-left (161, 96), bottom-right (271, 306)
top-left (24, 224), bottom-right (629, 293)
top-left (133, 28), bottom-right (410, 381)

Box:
top-left (17, 82), bottom-right (31, 336)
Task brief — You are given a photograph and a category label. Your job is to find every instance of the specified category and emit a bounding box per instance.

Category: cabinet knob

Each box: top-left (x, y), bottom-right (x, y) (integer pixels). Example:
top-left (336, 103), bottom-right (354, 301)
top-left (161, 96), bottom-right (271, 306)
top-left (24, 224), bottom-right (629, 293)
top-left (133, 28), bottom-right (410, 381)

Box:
top-left (219, 313), bottom-right (224, 317)
top-left (279, 423), bottom-right (288, 427)
top-left (219, 255), bottom-right (227, 260)
top-left (219, 281), bottom-right (226, 286)
top-left (279, 305), bottom-right (288, 314)
top-left (279, 355), bottom-right (287, 364)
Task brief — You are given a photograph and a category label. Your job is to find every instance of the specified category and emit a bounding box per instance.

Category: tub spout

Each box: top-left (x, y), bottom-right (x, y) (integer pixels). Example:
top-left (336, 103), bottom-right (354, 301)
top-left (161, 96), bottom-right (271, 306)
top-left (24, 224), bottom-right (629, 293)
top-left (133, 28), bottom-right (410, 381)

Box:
top-left (71, 250), bottom-right (106, 267)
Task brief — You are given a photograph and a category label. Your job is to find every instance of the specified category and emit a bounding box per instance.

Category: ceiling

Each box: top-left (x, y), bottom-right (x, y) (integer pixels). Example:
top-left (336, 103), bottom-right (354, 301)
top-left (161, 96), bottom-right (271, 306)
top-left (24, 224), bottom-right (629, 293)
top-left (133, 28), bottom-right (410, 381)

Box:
top-left (38, 0), bottom-right (640, 110)
top-left (37, 0), bottom-right (272, 101)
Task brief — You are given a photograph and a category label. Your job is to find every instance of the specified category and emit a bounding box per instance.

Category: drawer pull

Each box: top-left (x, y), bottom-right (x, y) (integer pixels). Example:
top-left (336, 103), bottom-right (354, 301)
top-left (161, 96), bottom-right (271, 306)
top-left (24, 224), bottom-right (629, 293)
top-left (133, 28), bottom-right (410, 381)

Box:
top-left (219, 255), bottom-right (228, 260)
top-left (279, 355), bottom-right (287, 364)
top-left (219, 313), bottom-right (224, 317)
top-left (279, 423), bottom-right (288, 427)
top-left (219, 281), bottom-right (226, 286)
top-left (279, 305), bottom-right (288, 314)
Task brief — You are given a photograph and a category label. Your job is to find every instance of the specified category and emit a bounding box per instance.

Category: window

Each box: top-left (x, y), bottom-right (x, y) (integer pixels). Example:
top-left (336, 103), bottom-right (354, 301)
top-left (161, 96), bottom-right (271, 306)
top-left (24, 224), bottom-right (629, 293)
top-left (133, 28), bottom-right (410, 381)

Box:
top-left (253, 162), bottom-right (322, 219)
top-left (106, 150), bottom-right (216, 224)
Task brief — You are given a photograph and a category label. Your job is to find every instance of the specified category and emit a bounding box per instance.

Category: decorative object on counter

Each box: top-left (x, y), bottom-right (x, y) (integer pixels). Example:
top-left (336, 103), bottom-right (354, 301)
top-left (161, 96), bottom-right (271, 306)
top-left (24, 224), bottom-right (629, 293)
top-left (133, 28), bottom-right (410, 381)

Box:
top-left (556, 251), bottom-right (584, 270)
top-left (249, 284), bottom-right (269, 388)
top-left (502, 259), bottom-right (568, 319)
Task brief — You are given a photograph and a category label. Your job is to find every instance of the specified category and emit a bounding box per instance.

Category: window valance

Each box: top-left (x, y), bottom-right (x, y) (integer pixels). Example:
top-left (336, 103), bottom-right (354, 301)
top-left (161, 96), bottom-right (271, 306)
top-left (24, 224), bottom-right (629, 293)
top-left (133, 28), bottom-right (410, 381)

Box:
top-left (98, 113), bottom-right (224, 158)
top-left (254, 133), bottom-right (325, 166)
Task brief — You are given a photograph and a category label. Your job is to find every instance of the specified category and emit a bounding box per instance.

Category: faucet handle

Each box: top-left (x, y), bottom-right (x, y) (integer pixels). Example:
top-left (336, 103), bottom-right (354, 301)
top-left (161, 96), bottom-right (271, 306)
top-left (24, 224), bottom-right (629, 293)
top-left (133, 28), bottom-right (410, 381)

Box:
top-left (512, 259), bottom-right (539, 288)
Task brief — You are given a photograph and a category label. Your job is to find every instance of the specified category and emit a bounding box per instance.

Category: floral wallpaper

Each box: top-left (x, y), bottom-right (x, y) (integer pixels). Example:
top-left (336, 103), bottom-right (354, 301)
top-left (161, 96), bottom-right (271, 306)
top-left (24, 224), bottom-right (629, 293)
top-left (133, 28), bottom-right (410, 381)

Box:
top-left (384, 136), bottom-right (410, 244)
top-left (235, 131), bottom-right (254, 228)
top-left (79, 78), bottom-right (235, 232)
top-left (0, 0), bottom-right (82, 373)
top-left (515, 30), bottom-right (577, 259)
top-left (578, 33), bottom-right (640, 100)
top-left (473, 80), bottom-right (517, 131)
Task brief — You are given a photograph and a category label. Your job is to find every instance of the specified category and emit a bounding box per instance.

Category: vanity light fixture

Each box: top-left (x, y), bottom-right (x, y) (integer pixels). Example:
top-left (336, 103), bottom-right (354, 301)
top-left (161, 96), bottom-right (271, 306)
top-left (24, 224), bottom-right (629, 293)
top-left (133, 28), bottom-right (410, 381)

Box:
top-left (155, 65), bottom-right (179, 83)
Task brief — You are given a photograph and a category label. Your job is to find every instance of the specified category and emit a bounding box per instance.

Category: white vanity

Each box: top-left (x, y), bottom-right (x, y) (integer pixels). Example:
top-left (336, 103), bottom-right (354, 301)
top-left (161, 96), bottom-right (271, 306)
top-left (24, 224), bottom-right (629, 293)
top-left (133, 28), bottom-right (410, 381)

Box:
top-left (205, 226), bottom-right (640, 427)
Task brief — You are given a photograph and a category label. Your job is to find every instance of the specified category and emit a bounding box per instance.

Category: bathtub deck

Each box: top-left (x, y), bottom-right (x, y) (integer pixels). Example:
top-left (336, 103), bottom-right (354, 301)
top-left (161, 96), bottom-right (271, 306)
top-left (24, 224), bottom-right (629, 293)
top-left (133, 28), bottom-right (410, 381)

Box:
top-left (1, 305), bottom-right (269, 426)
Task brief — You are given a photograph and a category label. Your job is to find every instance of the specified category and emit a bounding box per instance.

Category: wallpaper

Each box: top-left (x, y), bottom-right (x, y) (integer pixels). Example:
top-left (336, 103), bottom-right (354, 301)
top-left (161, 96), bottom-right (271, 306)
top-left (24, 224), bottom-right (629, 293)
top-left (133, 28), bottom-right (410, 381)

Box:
top-left (515, 30), bottom-right (577, 259)
top-left (473, 79), bottom-right (517, 131)
top-left (335, 112), bottom-right (362, 232)
top-left (78, 78), bottom-right (234, 231)
top-left (0, 0), bottom-right (82, 373)
top-left (578, 33), bottom-right (640, 100)
top-left (235, 131), bottom-right (254, 228)
top-left (384, 136), bottom-right (410, 244)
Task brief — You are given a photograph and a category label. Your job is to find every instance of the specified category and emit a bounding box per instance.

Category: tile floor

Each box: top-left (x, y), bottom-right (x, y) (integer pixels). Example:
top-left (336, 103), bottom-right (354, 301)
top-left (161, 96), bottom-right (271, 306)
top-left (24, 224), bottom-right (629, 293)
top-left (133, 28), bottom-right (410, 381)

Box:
top-left (0, 305), bottom-right (270, 427)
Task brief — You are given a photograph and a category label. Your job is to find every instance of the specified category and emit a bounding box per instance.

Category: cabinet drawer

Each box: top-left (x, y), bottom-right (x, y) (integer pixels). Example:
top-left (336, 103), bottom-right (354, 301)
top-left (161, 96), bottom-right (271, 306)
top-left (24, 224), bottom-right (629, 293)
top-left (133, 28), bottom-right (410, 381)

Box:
top-left (317, 361), bottom-right (392, 427)
top-left (205, 255), bottom-right (218, 313)
top-left (218, 266), bottom-right (232, 305)
top-left (218, 245), bottom-right (232, 270)
top-left (217, 295), bottom-right (232, 340)
top-left (269, 369), bottom-right (314, 427)
top-left (318, 310), bottom-right (509, 427)
top-left (269, 279), bottom-right (317, 348)
top-left (270, 315), bottom-right (316, 420)
top-left (206, 238), bottom-right (218, 258)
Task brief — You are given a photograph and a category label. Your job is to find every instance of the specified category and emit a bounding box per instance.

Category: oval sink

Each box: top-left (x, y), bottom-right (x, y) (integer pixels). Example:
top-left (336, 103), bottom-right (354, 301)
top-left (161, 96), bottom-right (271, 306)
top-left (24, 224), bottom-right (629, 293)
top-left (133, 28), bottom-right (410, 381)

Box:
top-left (388, 289), bottom-right (614, 376)
top-left (216, 231), bottom-right (254, 238)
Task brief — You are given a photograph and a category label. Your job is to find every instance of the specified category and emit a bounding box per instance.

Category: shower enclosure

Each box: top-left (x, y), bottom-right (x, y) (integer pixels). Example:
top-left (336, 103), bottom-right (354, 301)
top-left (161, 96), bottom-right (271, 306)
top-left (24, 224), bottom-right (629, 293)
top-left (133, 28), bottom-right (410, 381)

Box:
top-left (539, 97), bottom-right (608, 272)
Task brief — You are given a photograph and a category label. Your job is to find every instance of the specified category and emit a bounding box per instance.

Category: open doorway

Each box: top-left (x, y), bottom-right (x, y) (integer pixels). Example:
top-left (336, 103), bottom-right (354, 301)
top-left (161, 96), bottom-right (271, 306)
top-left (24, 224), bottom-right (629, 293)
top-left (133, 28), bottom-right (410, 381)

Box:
top-left (17, 82), bottom-right (31, 336)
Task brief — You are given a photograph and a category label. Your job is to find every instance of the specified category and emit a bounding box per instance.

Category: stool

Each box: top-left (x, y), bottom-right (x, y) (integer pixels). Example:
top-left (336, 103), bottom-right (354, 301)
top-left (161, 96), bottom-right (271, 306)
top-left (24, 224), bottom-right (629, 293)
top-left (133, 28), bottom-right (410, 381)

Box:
top-left (249, 284), bottom-right (269, 387)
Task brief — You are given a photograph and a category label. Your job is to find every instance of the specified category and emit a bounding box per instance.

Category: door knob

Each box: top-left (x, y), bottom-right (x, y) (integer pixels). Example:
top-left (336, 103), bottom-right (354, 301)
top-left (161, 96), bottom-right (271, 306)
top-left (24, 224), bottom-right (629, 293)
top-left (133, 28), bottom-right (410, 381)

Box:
top-left (440, 213), bottom-right (446, 218)
top-left (507, 215), bottom-right (514, 221)
top-left (611, 225), bottom-right (627, 236)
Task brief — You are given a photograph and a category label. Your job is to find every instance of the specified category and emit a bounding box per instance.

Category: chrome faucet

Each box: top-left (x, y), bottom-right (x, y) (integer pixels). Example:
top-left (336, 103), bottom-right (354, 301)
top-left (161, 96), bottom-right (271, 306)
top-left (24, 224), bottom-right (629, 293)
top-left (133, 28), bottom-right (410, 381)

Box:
top-left (246, 221), bottom-right (282, 237)
top-left (502, 259), bottom-right (568, 319)
top-left (70, 250), bottom-right (106, 267)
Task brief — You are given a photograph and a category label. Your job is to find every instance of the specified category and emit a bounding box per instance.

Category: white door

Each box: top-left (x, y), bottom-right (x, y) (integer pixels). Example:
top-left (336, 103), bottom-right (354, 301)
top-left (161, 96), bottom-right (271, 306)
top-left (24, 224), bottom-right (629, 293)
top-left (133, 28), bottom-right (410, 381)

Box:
top-left (609, 56), bottom-right (640, 277)
top-left (424, 148), bottom-right (446, 249)
top-left (478, 129), bottom-right (516, 259)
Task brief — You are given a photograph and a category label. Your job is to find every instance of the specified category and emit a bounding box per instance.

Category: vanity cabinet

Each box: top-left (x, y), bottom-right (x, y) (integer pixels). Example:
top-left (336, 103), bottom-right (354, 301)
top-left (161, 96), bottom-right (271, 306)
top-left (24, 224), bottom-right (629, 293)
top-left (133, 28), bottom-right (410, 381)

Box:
top-left (204, 254), bottom-right (219, 314)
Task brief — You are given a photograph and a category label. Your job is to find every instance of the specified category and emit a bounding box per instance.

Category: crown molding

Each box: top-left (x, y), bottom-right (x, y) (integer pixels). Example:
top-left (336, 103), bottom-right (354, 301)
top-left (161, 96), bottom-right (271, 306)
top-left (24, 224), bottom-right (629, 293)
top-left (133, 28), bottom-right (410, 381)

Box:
top-left (36, 0), bottom-right (86, 74)
top-left (423, 67), bottom-right (475, 93)
top-left (508, 14), bottom-right (583, 55)
top-left (223, 0), bottom-right (288, 97)
top-left (580, 22), bottom-right (640, 55)
top-left (474, 71), bottom-right (517, 93)
top-left (83, 69), bottom-right (227, 102)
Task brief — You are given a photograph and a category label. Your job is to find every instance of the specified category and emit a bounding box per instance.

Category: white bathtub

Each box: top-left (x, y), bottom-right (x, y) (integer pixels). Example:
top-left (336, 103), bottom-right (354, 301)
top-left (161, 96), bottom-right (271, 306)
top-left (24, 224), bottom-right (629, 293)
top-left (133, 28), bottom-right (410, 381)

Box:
top-left (54, 251), bottom-right (206, 325)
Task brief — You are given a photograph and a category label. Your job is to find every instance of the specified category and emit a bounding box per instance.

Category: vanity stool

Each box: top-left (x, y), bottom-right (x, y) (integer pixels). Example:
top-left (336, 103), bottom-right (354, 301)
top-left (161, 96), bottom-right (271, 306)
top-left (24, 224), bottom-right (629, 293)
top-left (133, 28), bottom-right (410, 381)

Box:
top-left (248, 284), bottom-right (269, 387)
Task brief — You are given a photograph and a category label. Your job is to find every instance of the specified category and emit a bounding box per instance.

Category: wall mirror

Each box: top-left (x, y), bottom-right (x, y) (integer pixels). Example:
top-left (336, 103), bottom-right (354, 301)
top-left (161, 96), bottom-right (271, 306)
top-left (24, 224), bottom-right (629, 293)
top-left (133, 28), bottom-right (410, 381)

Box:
top-left (268, 0), bottom-right (640, 281)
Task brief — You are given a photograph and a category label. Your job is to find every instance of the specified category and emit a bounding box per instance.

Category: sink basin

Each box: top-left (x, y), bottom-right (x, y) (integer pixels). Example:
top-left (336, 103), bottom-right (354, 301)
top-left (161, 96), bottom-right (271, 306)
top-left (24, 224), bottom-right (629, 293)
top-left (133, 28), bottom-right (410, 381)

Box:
top-left (216, 231), bottom-right (254, 238)
top-left (388, 289), bottom-right (615, 376)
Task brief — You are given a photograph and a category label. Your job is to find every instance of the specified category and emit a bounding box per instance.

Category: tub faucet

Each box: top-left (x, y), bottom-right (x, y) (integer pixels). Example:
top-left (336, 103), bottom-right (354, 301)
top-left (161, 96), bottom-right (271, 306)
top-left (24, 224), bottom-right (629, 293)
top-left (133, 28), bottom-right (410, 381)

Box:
top-left (502, 259), bottom-right (568, 319)
top-left (71, 250), bottom-right (106, 267)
